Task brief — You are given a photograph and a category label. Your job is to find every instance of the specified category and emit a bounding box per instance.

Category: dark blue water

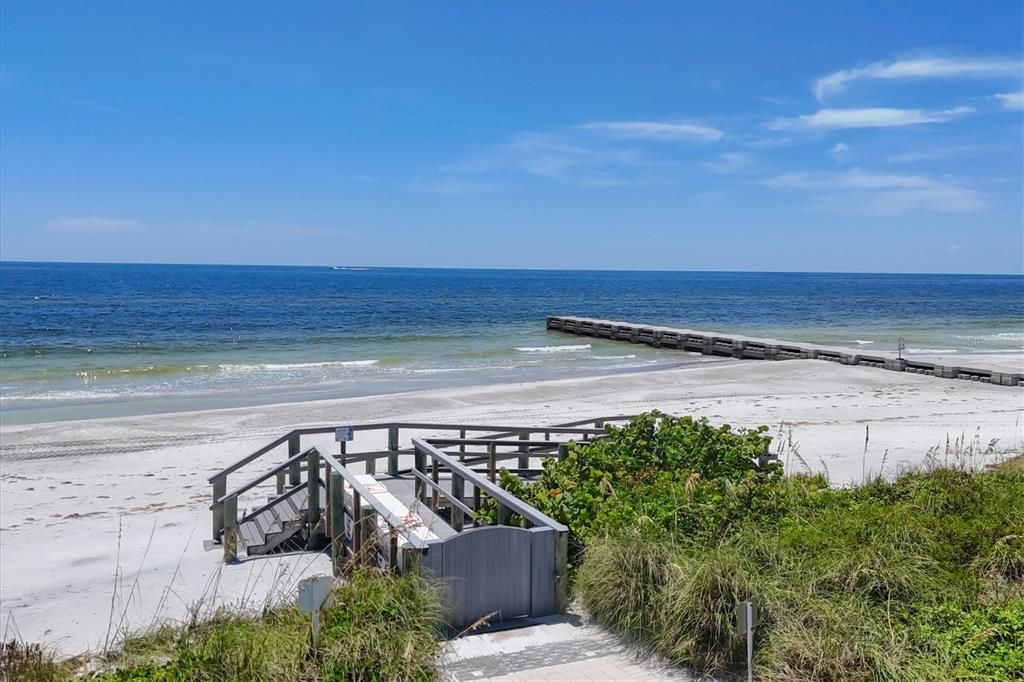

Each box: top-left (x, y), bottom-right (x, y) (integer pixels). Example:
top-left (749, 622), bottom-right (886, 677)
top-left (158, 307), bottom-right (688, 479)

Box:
top-left (2, 262), bottom-right (1021, 423)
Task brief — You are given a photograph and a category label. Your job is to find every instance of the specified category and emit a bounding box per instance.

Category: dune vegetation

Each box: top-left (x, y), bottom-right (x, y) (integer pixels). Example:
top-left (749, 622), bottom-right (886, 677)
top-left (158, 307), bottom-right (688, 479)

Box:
top-left (497, 412), bottom-right (1024, 680)
top-left (2, 567), bottom-right (442, 682)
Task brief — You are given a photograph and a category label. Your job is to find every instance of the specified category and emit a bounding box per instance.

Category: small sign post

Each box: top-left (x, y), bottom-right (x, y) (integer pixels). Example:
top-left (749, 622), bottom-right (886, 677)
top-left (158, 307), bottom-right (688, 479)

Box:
top-left (897, 336), bottom-right (906, 360)
top-left (335, 426), bottom-right (354, 443)
top-left (297, 575), bottom-right (334, 649)
top-left (736, 598), bottom-right (758, 682)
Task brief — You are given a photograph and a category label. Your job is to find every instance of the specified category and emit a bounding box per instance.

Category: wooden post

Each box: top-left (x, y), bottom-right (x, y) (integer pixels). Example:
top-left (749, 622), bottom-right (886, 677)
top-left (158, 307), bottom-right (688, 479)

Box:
top-left (389, 527), bottom-right (399, 571)
top-left (352, 491), bottom-right (363, 558)
top-left (413, 444), bottom-right (425, 501)
top-left (223, 495), bottom-right (238, 562)
top-left (451, 474), bottom-right (465, 532)
top-left (558, 443), bottom-right (568, 461)
top-left (329, 472), bottom-right (344, 576)
top-left (360, 507), bottom-right (378, 567)
top-left (306, 450), bottom-right (320, 531)
top-left (459, 428), bottom-right (466, 462)
top-left (211, 476), bottom-right (226, 542)
top-left (323, 459), bottom-right (331, 540)
top-left (488, 443), bottom-right (497, 483)
top-left (518, 432), bottom-right (529, 471)
top-left (496, 501), bottom-right (511, 526)
top-left (430, 459), bottom-right (439, 510)
top-left (554, 530), bottom-right (569, 611)
top-left (288, 432), bottom-right (301, 486)
top-left (473, 485), bottom-right (481, 526)
top-left (385, 426), bottom-right (398, 476)
top-left (275, 471), bottom-right (285, 495)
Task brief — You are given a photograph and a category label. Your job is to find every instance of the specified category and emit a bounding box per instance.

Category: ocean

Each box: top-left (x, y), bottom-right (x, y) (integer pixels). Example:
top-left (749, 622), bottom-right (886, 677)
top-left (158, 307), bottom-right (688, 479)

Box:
top-left (1, 262), bottom-right (1022, 424)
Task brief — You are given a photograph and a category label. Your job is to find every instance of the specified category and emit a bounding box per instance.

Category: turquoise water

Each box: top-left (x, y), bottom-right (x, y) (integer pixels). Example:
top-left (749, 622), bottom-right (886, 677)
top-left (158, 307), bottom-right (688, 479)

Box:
top-left (1, 263), bottom-right (1021, 423)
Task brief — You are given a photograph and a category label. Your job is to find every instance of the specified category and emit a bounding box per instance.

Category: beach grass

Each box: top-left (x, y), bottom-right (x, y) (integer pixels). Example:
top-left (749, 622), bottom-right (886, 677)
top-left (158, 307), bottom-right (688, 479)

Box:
top-left (497, 413), bottom-right (1024, 680)
top-left (9, 565), bottom-right (443, 682)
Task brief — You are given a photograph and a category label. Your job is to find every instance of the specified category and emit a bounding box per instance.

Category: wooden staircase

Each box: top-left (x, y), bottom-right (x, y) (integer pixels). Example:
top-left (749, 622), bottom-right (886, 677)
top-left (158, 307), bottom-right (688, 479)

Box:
top-left (236, 483), bottom-right (323, 556)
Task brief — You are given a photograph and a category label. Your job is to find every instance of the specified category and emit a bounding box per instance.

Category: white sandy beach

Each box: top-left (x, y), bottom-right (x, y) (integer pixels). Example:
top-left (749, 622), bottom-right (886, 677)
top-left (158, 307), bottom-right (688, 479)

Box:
top-left (2, 357), bottom-right (1022, 655)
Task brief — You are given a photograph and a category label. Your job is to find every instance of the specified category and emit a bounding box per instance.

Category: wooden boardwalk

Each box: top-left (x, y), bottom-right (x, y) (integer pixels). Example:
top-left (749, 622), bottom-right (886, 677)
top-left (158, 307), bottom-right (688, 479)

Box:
top-left (547, 315), bottom-right (1023, 387)
top-left (209, 417), bottom-right (630, 628)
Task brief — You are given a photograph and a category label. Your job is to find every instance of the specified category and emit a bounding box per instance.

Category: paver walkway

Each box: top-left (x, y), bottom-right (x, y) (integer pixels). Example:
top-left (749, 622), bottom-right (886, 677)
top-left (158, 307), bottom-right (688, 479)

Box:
top-left (442, 615), bottom-right (696, 681)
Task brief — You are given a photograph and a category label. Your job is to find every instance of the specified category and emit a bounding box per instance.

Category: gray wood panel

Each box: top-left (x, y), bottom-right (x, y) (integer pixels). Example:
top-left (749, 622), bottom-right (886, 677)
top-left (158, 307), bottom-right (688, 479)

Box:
top-left (424, 526), bottom-right (535, 627)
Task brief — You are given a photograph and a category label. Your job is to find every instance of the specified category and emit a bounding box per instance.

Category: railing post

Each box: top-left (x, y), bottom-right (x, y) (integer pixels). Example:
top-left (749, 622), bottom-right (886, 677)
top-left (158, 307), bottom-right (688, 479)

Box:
top-left (389, 527), bottom-right (399, 572)
top-left (430, 459), bottom-right (439, 510)
top-left (518, 432), bottom-right (529, 471)
top-left (360, 506), bottom-right (378, 567)
top-left (386, 426), bottom-right (398, 476)
top-left (496, 501), bottom-right (511, 526)
top-left (352, 490), bottom-right (363, 558)
top-left (275, 471), bottom-right (285, 495)
top-left (488, 443), bottom-right (497, 482)
top-left (451, 473), bottom-right (465, 532)
top-left (473, 485), bottom-right (481, 526)
top-left (413, 443), bottom-right (426, 501)
top-left (288, 432), bottom-right (301, 486)
top-left (459, 428), bottom-right (466, 462)
top-left (306, 449), bottom-right (321, 533)
top-left (211, 475), bottom-right (226, 542)
top-left (223, 495), bottom-right (238, 562)
top-left (558, 443), bottom-right (569, 461)
top-left (554, 530), bottom-right (569, 611)
top-left (329, 472), bottom-right (345, 576)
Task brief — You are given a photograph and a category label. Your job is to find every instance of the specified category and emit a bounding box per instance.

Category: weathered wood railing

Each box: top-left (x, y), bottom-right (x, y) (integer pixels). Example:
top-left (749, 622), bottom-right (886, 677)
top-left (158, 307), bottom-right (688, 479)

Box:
top-left (411, 438), bottom-right (572, 611)
top-left (208, 417), bottom-right (636, 559)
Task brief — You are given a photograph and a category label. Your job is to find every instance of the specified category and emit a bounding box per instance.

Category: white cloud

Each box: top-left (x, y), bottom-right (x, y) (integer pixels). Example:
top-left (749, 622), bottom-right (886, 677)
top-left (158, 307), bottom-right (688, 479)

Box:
top-left (444, 132), bottom-right (650, 184)
top-left (46, 216), bottom-right (145, 232)
top-left (886, 144), bottom-right (1004, 163)
top-left (769, 106), bottom-right (973, 131)
top-left (763, 168), bottom-right (985, 215)
top-left (578, 120), bottom-right (723, 142)
top-left (830, 142), bottom-right (851, 161)
top-left (994, 91), bottom-right (1024, 110)
top-left (702, 152), bottom-right (754, 174)
top-left (814, 56), bottom-right (1022, 100)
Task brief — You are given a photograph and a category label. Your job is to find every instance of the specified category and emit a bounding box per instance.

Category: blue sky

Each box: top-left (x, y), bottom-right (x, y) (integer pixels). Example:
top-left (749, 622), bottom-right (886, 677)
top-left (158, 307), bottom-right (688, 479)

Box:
top-left (1, 1), bottom-right (1021, 273)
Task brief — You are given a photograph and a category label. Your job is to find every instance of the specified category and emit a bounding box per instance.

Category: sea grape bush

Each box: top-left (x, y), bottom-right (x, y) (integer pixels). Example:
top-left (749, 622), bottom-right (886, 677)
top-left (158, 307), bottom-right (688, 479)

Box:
top-left (487, 412), bottom-right (781, 545)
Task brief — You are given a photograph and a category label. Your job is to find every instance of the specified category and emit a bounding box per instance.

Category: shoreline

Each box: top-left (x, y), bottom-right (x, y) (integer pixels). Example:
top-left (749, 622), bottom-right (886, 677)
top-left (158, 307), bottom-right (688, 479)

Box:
top-left (2, 359), bottom-right (1022, 654)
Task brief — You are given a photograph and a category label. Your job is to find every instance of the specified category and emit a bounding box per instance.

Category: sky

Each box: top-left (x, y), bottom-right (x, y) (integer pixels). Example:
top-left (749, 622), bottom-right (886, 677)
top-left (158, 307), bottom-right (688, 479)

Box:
top-left (0, 1), bottom-right (1022, 273)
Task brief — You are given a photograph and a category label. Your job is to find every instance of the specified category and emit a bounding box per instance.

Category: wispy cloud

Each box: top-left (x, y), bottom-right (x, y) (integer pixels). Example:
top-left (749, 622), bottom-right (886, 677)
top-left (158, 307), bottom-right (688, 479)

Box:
top-left (764, 168), bottom-right (985, 215)
top-left (814, 56), bottom-right (1022, 100)
top-left (994, 91), bottom-right (1024, 110)
top-left (886, 144), bottom-right (1007, 163)
top-left (578, 120), bottom-right (723, 142)
top-left (702, 152), bottom-right (754, 174)
top-left (769, 106), bottom-right (973, 131)
top-left (411, 179), bottom-right (495, 194)
top-left (443, 132), bottom-right (654, 184)
top-left (46, 216), bottom-right (145, 232)
top-left (829, 142), bottom-right (851, 161)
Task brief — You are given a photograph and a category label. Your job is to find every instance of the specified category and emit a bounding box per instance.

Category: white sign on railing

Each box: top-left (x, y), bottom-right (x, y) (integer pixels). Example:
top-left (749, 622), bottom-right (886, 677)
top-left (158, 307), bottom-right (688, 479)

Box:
top-left (335, 426), bottom-right (354, 442)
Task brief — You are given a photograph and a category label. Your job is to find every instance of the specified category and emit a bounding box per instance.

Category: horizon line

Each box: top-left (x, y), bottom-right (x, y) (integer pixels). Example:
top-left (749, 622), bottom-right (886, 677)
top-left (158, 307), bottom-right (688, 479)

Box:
top-left (0, 258), bottom-right (1022, 278)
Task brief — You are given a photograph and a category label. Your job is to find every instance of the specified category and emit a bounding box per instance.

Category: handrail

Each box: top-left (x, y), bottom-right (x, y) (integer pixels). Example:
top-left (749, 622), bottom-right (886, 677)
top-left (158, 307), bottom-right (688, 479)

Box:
top-left (209, 419), bottom-right (627, 486)
top-left (214, 447), bottom-right (316, 506)
top-left (316, 447), bottom-right (429, 551)
top-left (410, 469), bottom-right (476, 519)
top-left (238, 480), bottom-right (311, 525)
top-left (412, 438), bottom-right (568, 532)
top-left (208, 431), bottom-right (294, 483)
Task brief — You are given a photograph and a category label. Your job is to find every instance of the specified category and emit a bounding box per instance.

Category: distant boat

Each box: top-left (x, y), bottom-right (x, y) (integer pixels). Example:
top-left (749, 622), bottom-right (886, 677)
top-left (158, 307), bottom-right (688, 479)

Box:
top-left (331, 266), bottom-right (371, 271)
